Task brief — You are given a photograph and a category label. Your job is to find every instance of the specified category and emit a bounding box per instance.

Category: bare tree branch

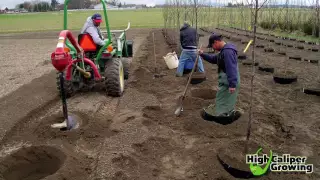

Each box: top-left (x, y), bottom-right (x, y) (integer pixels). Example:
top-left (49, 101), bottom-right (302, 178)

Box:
top-left (257, 0), bottom-right (269, 11)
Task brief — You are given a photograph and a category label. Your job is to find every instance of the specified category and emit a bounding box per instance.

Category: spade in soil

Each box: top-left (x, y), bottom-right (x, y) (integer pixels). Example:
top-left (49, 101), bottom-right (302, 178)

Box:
top-left (174, 45), bottom-right (202, 117)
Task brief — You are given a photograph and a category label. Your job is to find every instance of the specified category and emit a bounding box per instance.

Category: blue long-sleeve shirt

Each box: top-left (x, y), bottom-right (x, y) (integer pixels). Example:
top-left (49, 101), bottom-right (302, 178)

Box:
top-left (200, 43), bottom-right (239, 88)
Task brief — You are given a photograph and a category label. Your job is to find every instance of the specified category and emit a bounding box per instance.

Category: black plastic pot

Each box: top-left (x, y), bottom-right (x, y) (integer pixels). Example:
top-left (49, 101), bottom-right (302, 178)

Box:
top-left (303, 88), bottom-right (320, 96)
top-left (258, 65), bottom-right (274, 73)
top-left (200, 109), bottom-right (241, 125)
top-left (273, 71), bottom-right (298, 84)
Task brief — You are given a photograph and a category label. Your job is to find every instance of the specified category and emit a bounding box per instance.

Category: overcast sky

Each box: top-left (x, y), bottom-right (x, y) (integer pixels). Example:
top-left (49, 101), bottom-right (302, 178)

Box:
top-left (0, 0), bottom-right (164, 9)
top-left (0, 0), bottom-right (314, 9)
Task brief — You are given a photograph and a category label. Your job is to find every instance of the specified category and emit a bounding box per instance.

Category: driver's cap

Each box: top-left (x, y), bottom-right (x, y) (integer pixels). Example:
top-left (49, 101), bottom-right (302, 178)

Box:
top-left (92, 13), bottom-right (102, 23)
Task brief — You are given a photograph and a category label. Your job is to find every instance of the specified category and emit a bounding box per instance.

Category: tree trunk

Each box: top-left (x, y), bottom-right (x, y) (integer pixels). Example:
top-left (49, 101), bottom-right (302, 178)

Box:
top-left (246, 0), bottom-right (259, 153)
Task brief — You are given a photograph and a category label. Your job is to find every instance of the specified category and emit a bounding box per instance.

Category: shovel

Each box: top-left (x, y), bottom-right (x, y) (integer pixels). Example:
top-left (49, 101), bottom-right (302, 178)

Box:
top-left (174, 45), bottom-right (202, 117)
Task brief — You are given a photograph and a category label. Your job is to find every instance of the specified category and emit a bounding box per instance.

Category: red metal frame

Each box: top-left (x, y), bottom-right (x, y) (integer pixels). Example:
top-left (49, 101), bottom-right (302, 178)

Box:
top-left (51, 30), bottom-right (101, 81)
top-left (65, 59), bottom-right (101, 80)
top-left (58, 30), bottom-right (82, 53)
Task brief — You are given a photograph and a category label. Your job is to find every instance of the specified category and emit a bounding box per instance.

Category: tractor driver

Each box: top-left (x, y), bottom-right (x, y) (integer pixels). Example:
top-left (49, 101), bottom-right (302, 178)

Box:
top-left (80, 13), bottom-right (106, 47)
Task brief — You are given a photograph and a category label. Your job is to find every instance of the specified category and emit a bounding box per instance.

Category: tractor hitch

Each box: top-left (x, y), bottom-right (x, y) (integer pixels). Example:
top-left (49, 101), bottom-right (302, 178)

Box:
top-left (72, 64), bottom-right (91, 79)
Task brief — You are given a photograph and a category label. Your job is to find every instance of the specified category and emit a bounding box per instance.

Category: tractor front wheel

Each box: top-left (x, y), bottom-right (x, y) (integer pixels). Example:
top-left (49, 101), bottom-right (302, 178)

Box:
top-left (104, 59), bottom-right (125, 97)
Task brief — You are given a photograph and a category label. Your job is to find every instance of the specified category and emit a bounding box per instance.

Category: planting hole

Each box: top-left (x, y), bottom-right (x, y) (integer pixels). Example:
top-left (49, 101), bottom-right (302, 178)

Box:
top-left (242, 60), bottom-right (259, 66)
top-left (241, 40), bottom-right (248, 44)
top-left (190, 72), bottom-right (206, 84)
top-left (191, 88), bottom-right (217, 100)
top-left (304, 58), bottom-right (319, 64)
top-left (256, 44), bottom-right (265, 48)
top-left (297, 45), bottom-right (304, 49)
top-left (0, 146), bottom-right (66, 180)
top-left (275, 41), bottom-right (282, 45)
top-left (289, 56), bottom-right (302, 61)
top-left (238, 53), bottom-right (247, 60)
top-left (258, 65), bottom-right (274, 73)
top-left (264, 47), bottom-right (274, 52)
top-left (46, 112), bottom-right (89, 131)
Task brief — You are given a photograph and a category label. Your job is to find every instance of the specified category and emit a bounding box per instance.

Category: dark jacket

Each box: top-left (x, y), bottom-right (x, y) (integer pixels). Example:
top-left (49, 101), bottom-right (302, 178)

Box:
top-left (200, 43), bottom-right (239, 88)
top-left (180, 23), bottom-right (198, 49)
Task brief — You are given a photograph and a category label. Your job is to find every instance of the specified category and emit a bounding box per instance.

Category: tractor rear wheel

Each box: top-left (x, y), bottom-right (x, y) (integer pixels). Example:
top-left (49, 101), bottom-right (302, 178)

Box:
top-left (104, 59), bottom-right (125, 97)
top-left (121, 58), bottom-right (131, 79)
top-left (56, 72), bottom-right (77, 98)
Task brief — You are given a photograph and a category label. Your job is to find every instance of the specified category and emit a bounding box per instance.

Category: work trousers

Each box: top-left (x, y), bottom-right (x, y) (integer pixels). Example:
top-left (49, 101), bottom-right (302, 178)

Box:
top-left (204, 70), bottom-right (240, 116)
top-left (176, 49), bottom-right (205, 77)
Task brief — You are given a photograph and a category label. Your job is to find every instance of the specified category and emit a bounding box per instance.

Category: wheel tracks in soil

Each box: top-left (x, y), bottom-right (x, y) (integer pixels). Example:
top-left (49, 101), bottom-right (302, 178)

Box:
top-left (0, 28), bottom-right (149, 142)
top-left (0, 29), bottom-right (152, 180)
top-left (92, 29), bottom-right (252, 180)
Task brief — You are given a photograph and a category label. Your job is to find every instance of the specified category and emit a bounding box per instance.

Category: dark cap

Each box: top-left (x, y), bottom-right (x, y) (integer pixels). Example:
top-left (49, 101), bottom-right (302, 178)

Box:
top-left (207, 33), bottom-right (223, 48)
top-left (92, 13), bottom-right (102, 22)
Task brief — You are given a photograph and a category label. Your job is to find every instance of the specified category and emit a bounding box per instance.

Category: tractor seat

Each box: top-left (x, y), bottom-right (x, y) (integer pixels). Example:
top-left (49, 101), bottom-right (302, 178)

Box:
top-left (78, 34), bottom-right (98, 52)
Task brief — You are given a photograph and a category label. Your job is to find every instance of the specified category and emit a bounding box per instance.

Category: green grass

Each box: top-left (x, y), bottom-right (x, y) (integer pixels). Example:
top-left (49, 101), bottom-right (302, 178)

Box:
top-left (0, 8), bottom-right (164, 33)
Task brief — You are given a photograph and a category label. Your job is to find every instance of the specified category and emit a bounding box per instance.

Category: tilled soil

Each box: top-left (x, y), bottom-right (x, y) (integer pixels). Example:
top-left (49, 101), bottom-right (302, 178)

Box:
top-left (0, 27), bottom-right (319, 180)
top-left (0, 28), bottom-right (151, 180)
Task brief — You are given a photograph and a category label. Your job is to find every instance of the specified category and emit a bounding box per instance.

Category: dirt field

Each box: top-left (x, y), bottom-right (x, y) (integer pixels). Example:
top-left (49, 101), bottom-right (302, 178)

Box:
top-left (0, 27), bottom-right (319, 180)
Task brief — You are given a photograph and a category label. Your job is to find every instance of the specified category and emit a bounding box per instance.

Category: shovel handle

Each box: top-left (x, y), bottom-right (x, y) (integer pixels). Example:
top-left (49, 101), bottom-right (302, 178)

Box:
top-left (181, 44), bottom-right (203, 98)
top-left (153, 32), bottom-right (157, 73)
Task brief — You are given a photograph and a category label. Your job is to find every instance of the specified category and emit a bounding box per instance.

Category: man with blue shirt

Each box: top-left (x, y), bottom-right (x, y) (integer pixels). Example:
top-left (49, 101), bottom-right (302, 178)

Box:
top-left (199, 33), bottom-right (241, 122)
top-left (176, 22), bottom-right (205, 77)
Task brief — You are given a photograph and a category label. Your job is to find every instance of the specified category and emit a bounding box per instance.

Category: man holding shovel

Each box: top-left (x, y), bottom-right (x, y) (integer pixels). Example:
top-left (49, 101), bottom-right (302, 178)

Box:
top-left (198, 33), bottom-right (241, 123)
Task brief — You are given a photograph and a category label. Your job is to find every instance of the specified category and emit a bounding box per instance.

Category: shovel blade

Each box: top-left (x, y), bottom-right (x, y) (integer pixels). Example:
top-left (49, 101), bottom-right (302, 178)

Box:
top-left (174, 96), bottom-right (184, 116)
top-left (174, 106), bottom-right (182, 116)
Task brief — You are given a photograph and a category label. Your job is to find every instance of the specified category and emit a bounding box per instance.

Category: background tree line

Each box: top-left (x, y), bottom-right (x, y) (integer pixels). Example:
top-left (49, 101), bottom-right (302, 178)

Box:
top-left (15, 0), bottom-right (95, 12)
top-left (15, 0), bottom-right (127, 12)
top-left (16, 0), bottom-right (59, 12)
